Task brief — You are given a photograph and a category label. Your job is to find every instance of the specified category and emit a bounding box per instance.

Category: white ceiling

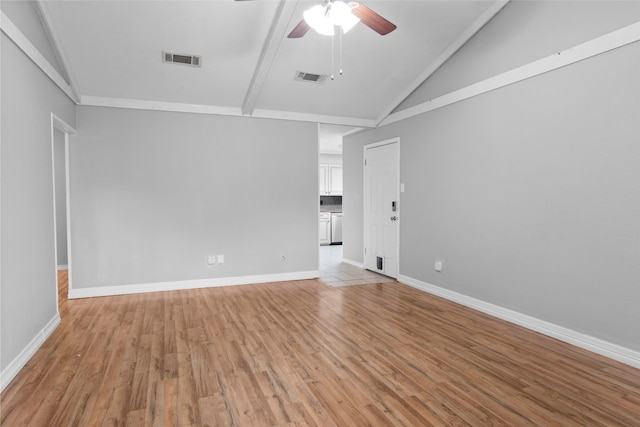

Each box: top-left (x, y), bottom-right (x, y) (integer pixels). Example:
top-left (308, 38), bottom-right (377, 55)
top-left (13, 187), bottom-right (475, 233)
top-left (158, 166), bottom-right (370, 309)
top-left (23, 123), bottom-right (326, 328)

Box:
top-left (40, 0), bottom-right (498, 130)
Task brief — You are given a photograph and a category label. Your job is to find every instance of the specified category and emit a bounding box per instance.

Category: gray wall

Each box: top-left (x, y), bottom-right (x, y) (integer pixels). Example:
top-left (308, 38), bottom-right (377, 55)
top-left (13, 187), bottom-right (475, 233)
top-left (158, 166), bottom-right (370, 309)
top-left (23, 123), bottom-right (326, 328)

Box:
top-left (1, 32), bottom-right (76, 372)
top-left (343, 141), bottom-right (363, 263)
top-left (54, 128), bottom-right (67, 267)
top-left (344, 1), bottom-right (640, 351)
top-left (70, 106), bottom-right (318, 289)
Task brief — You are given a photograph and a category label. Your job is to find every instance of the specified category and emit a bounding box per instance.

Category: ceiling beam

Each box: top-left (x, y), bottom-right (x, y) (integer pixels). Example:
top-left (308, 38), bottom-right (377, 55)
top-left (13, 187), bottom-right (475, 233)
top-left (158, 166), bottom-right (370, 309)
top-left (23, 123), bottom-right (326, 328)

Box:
top-left (0, 10), bottom-right (77, 103)
top-left (35, 0), bottom-right (82, 103)
top-left (252, 109), bottom-right (375, 128)
top-left (81, 95), bottom-right (376, 128)
top-left (241, 0), bottom-right (300, 116)
top-left (374, 0), bottom-right (511, 126)
top-left (379, 21), bottom-right (640, 127)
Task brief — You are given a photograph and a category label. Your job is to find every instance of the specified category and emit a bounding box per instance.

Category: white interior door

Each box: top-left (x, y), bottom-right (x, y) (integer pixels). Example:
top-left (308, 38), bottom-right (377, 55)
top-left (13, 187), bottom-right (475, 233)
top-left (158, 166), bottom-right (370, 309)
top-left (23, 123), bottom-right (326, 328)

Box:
top-left (364, 139), bottom-right (399, 278)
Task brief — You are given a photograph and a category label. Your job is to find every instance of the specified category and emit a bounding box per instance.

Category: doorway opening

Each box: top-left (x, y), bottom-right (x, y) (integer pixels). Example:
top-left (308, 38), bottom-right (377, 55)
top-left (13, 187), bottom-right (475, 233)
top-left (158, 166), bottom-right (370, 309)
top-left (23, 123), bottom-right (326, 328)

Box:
top-left (51, 114), bottom-right (75, 313)
top-left (318, 124), bottom-right (348, 250)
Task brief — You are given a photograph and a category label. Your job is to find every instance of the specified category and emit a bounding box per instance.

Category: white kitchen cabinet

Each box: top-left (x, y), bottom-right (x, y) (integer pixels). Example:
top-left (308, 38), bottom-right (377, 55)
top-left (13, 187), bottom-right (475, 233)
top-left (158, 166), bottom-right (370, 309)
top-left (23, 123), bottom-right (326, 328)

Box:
top-left (319, 165), bottom-right (328, 195)
top-left (319, 164), bottom-right (342, 195)
top-left (328, 165), bottom-right (342, 195)
top-left (319, 212), bottom-right (331, 245)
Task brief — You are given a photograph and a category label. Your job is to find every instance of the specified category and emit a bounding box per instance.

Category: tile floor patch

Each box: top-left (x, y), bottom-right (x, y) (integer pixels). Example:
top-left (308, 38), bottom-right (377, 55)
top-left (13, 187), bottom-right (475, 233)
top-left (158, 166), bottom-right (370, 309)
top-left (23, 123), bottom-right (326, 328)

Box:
top-left (319, 245), bottom-right (391, 287)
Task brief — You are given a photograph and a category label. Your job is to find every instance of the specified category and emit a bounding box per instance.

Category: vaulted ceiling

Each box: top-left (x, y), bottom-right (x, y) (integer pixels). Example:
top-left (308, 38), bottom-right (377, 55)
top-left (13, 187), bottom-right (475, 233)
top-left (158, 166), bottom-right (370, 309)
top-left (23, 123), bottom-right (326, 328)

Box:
top-left (38, 0), bottom-right (505, 132)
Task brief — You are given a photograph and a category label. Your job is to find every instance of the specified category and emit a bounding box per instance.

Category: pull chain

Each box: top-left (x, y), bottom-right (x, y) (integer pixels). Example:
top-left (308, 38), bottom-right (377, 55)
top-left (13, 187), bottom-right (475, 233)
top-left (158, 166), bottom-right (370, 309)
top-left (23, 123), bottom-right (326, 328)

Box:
top-left (330, 26), bottom-right (345, 79)
top-left (339, 26), bottom-right (343, 75)
top-left (330, 33), bottom-right (335, 80)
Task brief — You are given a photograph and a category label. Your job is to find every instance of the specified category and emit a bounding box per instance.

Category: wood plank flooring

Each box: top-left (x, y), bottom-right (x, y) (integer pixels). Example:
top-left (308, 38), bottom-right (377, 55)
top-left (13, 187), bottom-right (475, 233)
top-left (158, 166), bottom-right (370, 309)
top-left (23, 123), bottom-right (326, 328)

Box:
top-left (1, 271), bottom-right (639, 426)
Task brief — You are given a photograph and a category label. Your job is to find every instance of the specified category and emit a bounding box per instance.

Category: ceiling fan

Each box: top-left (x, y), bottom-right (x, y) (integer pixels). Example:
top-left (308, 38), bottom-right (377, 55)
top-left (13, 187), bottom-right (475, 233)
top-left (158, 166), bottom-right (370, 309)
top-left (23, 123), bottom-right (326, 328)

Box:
top-left (288, 1), bottom-right (397, 38)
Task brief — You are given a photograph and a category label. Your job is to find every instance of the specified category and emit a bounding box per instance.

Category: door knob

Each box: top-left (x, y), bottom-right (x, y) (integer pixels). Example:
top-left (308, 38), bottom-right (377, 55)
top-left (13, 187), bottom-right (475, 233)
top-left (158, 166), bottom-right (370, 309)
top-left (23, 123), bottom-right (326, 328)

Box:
top-left (390, 216), bottom-right (398, 221)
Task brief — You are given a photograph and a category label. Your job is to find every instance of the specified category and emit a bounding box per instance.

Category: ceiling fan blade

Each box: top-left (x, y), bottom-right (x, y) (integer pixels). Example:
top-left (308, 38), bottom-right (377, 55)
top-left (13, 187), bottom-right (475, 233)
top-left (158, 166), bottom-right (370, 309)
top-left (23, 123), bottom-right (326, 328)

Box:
top-left (349, 2), bottom-right (396, 35)
top-left (288, 19), bottom-right (311, 38)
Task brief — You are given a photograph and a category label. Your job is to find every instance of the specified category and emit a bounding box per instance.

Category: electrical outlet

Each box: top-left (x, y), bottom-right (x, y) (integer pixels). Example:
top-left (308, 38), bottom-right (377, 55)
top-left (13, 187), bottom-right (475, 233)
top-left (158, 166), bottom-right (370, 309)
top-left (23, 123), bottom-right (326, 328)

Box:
top-left (217, 254), bottom-right (224, 264)
top-left (207, 255), bottom-right (216, 265)
top-left (435, 259), bottom-right (444, 272)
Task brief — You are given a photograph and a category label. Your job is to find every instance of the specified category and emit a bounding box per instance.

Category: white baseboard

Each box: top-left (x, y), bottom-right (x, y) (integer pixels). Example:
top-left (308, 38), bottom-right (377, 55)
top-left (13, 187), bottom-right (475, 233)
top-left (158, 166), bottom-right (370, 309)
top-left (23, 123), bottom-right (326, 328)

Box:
top-left (342, 258), bottom-right (364, 269)
top-left (68, 270), bottom-right (319, 299)
top-left (57, 264), bottom-right (68, 270)
top-left (398, 274), bottom-right (640, 369)
top-left (0, 312), bottom-right (61, 392)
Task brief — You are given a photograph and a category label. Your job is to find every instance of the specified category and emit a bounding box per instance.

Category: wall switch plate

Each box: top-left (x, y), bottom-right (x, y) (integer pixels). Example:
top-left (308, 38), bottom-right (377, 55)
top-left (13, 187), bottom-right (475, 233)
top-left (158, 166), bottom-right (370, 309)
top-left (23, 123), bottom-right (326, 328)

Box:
top-left (217, 254), bottom-right (224, 264)
top-left (435, 259), bottom-right (443, 272)
top-left (207, 255), bottom-right (216, 265)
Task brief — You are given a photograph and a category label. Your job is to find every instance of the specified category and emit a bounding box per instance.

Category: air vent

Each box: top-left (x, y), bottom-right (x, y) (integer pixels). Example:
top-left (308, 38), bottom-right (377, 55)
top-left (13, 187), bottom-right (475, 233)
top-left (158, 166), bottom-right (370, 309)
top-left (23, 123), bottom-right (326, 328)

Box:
top-left (163, 52), bottom-right (201, 67)
top-left (294, 71), bottom-right (328, 84)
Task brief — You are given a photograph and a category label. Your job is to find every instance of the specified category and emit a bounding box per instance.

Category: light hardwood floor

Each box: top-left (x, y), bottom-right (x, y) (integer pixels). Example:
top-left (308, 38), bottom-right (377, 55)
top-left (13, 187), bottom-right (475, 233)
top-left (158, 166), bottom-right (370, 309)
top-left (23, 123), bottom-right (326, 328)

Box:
top-left (1, 270), bottom-right (639, 426)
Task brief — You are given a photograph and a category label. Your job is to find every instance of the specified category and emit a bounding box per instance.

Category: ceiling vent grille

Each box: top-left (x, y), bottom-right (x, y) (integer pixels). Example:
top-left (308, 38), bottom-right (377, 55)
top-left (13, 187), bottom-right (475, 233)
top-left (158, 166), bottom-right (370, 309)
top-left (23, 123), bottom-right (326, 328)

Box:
top-left (294, 71), bottom-right (328, 84)
top-left (163, 52), bottom-right (201, 67)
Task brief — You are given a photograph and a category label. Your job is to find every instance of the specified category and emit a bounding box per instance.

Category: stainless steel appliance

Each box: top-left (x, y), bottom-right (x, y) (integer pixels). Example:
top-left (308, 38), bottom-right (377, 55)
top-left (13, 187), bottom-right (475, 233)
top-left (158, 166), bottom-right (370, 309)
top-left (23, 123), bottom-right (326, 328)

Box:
top-left (330, 212), bottom-right (343, 244)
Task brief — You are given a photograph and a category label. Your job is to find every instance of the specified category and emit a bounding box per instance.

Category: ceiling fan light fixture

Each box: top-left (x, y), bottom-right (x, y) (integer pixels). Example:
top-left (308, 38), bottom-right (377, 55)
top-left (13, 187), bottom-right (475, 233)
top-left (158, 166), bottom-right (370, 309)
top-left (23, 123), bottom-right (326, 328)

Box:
top-left (339, 13), bottom-right (360, 33)
top-left (287, 0), bottom-right (396, 39)
top-left (303, 1), bottom-right (360, 36)
top-left (303, 4), bottom-right (335, 36)
top-left (329, 1), bottom-right (360, 33)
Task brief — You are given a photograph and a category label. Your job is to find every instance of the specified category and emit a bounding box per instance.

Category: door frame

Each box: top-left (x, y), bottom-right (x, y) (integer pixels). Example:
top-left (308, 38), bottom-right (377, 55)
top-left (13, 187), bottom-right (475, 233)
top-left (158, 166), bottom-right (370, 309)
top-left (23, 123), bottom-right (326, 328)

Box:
top-left (51, 113), bottom-right (76, 308)
top-left (363, 137), bottom-right (400, 278)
